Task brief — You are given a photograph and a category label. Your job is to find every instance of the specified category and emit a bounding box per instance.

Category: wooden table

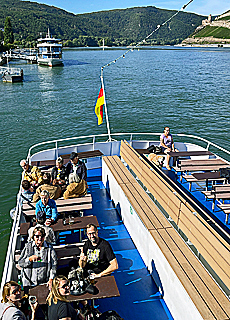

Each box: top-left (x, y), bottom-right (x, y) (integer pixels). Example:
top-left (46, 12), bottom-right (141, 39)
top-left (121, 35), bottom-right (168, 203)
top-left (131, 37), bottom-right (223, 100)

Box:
top-left (20, 215), bottom-right (99, 236)
top-left (192, 171), bottom-right (226, 191)
top-left (135, 148), bottom-right (151, 155)
top-left (29, 275), bottom-right (120, 305)
top-left (55, 244), bottom-right (82, 259)
top-left (168, 150), bottom-right (214, 169)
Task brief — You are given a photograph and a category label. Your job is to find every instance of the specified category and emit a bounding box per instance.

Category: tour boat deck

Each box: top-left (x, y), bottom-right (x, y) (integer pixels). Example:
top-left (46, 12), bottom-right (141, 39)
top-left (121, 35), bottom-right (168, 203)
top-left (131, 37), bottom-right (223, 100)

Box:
top-left (57, 167), bottom-right (173, 319)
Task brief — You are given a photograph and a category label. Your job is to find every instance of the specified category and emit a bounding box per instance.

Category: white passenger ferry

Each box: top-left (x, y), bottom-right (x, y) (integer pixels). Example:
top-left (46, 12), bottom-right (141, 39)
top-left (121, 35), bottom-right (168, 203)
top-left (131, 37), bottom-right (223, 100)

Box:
top-left (37, 29), bottom-right (63, 67)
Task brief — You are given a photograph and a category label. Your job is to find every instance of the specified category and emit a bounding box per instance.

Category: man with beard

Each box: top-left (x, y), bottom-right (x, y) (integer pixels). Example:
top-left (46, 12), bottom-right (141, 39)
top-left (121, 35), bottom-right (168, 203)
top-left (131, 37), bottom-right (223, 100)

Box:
top-left (79, 224), bottom-right (118, 278)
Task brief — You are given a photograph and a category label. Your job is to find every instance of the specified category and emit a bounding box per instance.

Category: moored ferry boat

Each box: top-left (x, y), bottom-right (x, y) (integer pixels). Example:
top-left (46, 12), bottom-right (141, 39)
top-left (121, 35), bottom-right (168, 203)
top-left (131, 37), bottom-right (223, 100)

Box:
top-left (1, 132), bottom-right (230, 320)
top-left (37, 29), bottom-right (63, 67)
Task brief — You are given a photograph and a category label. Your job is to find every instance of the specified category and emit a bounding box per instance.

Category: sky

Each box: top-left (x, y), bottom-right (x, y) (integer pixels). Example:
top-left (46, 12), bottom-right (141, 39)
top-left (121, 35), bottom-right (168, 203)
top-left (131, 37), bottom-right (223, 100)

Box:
top-left (24, 0), bottom-right (230, 17)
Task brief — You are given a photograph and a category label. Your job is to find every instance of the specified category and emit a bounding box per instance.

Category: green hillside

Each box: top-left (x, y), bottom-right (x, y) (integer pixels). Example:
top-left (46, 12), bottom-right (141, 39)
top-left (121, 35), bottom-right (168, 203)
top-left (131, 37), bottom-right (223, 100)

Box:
top-left (194, 26), bottom-right (230, 39)
top-left (0, 0), bottom-right (204, 46)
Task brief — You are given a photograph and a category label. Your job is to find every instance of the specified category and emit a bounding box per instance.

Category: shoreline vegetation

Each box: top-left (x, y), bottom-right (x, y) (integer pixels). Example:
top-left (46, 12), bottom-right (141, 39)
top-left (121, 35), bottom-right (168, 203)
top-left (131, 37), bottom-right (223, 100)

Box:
top-left (0, 0), bottom-right (229, 52)
top-left (0, 0), bottom-right (204, 51)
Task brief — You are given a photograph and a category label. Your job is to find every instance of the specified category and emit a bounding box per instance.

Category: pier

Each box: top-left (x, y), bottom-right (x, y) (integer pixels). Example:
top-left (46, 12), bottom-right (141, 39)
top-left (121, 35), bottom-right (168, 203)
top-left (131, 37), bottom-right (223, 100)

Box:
top-left (0, 66), bottom-right (23, 82)
top-left (2, 49), bottom-right (37, 63)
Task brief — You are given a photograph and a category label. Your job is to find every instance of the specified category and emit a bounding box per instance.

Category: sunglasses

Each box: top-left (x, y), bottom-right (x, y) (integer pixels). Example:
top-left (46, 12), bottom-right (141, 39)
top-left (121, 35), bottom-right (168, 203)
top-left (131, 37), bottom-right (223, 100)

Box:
top-left (59, 283), bottom-right (70, 289)
top-left (87, 232), bottom-right (97, 236)
top-left (11, 287), bottom-right (21, 295)
top-left (34, 235), bottom-right (44, 239)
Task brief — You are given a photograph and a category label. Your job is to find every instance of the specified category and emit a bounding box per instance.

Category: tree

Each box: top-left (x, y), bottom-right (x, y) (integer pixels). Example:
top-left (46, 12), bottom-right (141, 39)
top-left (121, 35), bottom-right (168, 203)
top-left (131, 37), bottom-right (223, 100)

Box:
top-left (4, 16), bottom-right (14, 44)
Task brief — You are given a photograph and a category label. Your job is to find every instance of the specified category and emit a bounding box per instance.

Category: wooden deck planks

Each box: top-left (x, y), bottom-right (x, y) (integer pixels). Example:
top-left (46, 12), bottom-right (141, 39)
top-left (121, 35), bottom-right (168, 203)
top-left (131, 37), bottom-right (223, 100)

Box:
top-left (118, 140), bottom-right (230, 319)
top-left (178, 203), bottom-right (230, 289)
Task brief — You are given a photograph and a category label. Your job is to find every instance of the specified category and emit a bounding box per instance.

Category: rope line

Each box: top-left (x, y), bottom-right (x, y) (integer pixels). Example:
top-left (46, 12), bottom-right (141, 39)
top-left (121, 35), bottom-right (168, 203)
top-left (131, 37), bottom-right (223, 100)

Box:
top-left (101, 0), bottom-right (194, 73)
top-left (99, 0), bottom-right (194, 140)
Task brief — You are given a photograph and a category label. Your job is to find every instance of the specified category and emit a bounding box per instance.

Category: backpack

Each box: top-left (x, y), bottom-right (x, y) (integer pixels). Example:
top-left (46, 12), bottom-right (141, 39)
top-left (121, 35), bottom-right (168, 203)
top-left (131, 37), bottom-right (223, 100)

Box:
top-left (147, 145), bottom-right (162, 154)
top-left (98, 310), bottom-right (124, 320)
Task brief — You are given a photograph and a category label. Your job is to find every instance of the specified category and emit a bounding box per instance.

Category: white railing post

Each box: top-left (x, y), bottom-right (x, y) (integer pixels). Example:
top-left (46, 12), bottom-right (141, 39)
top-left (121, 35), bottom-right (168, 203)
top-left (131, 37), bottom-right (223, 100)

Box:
top-left (93, 136), bottom-right (95, 151)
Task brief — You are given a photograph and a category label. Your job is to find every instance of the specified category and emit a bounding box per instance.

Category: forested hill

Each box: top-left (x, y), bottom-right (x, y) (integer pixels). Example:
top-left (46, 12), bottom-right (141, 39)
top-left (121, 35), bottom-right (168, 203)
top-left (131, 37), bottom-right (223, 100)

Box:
top-left (0, 0), bottom-right (204, 45)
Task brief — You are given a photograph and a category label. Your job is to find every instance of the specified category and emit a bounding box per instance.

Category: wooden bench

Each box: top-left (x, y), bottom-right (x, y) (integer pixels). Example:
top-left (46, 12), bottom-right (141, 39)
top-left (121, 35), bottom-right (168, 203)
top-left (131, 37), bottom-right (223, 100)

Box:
top-left (31, 150), bottom-right (103, 167)
top-left (22, 194), bottom-right (93, 218)
top-left (179, 159), bottom-right (228, 167)
top-left (103, 153), bottom-right (230, 320)
top-left (23, 203), bottom-right (92, 217)
top-left (22, 194), bottom-right (92, 211)
top-left (175, 159), bottom-right (230, 180)
top-left (217, 203), bottom-right (230, 224)
top-left (201, 185), bottom-right (230, 213)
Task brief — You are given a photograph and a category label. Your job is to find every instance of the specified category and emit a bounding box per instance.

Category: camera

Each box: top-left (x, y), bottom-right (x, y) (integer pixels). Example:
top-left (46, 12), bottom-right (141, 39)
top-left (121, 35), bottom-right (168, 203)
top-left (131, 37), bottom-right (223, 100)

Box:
top-left (29, 296), bottom-right (37, 304)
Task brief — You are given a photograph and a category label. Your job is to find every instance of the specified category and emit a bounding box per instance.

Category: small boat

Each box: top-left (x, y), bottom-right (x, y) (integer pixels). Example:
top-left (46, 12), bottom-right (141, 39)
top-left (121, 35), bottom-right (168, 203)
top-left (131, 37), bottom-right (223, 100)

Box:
top-left (0, 56), bottom-right (7, 66)
top-left (37, 29), bottom-right (63, 67)
top-left (1, 132), bottom-right (230, 320)
top-left (0, 66), bottom-right (23, 82)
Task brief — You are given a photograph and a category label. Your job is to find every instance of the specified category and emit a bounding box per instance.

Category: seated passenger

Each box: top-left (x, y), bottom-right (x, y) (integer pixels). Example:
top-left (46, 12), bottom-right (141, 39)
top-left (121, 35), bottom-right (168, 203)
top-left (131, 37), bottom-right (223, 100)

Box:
top-left (160, 127), bottom-right (177, 170)
top-left (47, 275), bottom-right (84, 320)
top-left (63, 172), bottom-right (88, 199)
top-left (18, 226), bottom-right (57, 294)
top-left (79, 224), bottom-right (118, 278)
top-left (33, 173), bottom-right (61, 202)
top-left (28, 213), bottom-right (56, 244)
top-left (0, 281), bottom-right (38, 320)
top-left (20, 159), bottom-right (43, 187)
top-left (51, 157), bottom-right (68, 188)
top-left (21, 180), bottom-right (35, 203)
top-left (35, 190), bottom-right (58, 226)
top-left (66, 152), bottom-right (87, 183)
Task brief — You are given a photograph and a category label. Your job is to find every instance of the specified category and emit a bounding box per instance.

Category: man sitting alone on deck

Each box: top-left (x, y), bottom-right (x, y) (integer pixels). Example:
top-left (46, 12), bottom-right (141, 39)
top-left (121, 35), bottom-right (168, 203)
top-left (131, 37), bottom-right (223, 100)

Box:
top-left (20, 159), bottom-right (43, 188)
top-left (160, 127), bottom-right (177, 170)
top-left (66, 152), bottom-right (87, 182)
top-left (79, 224), bottom-right (118, 278)
top-left (35, 190), bottom-right (58, 226)
top-left (33, 172), bottom-right (62, 202)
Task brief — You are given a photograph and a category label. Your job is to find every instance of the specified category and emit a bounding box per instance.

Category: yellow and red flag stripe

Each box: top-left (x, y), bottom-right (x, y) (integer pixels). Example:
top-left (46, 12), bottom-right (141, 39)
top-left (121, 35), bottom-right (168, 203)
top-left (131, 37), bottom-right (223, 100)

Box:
top-left (94, 87), bottom-right (104, 126)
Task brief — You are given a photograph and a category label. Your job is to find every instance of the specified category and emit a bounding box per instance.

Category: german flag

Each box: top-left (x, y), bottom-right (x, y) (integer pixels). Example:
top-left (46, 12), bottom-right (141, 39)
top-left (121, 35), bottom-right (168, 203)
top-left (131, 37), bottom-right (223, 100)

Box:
top-left (94, 87), bottom-right (104, 125)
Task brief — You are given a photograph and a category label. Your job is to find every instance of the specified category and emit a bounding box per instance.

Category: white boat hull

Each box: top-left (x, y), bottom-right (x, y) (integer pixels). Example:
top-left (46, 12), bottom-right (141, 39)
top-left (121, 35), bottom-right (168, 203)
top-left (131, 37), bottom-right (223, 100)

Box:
top-left (37, 58), bottom-right (63, 67)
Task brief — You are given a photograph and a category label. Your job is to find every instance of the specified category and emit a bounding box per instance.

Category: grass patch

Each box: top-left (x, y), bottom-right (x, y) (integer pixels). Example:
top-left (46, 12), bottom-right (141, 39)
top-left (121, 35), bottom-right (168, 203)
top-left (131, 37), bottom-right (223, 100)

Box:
top-left (194, 26), bottom-right (230, 39)
top-left (218, 16), bottom-right (230, 20)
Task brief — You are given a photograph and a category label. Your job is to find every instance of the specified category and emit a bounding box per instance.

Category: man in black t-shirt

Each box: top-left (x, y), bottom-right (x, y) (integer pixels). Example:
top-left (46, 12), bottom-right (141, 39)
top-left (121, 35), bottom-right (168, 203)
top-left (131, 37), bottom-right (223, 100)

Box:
top-left (79, 224), bottom-right (118, 278)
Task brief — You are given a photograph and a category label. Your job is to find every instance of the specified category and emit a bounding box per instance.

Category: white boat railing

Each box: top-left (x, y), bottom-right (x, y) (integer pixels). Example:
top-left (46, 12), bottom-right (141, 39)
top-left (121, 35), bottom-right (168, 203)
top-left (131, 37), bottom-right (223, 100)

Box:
top-left (0, 66), bottom-right (22, 76)
top-left (2, 132), bottom-right (230, 294)
top-left (0, 187), bottom-right (23, 294)
top-left (27, 132), bottom-right (230, 159)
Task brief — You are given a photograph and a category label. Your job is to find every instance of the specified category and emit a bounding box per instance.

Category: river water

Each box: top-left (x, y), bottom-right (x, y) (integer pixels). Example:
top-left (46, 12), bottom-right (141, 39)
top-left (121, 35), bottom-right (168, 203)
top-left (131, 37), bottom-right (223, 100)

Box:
top-left (0, 46), bottom-right (230, 279)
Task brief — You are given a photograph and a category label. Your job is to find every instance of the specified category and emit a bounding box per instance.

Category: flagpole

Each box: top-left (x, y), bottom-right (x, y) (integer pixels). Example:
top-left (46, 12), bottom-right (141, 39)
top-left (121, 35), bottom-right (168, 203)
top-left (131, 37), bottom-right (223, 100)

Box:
top-left (101, 67), bottom-right (112, 142)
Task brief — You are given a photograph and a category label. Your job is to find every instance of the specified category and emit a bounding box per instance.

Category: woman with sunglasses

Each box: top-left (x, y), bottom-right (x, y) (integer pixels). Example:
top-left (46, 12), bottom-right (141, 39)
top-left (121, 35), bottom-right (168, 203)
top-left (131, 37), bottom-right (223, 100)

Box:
top-left (0, 281), bottom-right (38, 319)
top-left (18, 226), bottom-right (57, 294)
top-left (47, 275), bottom-right (84, 320)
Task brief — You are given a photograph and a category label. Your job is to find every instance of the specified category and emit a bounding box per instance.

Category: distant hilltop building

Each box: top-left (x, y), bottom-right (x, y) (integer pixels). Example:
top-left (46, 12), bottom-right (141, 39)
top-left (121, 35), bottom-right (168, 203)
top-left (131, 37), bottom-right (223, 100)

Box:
top-left (181, 11), bottom-right (230, 46)
top-left (199, 12), bottom-right (230, 29)
top-left (202, 14), bottom-right (212, 26)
